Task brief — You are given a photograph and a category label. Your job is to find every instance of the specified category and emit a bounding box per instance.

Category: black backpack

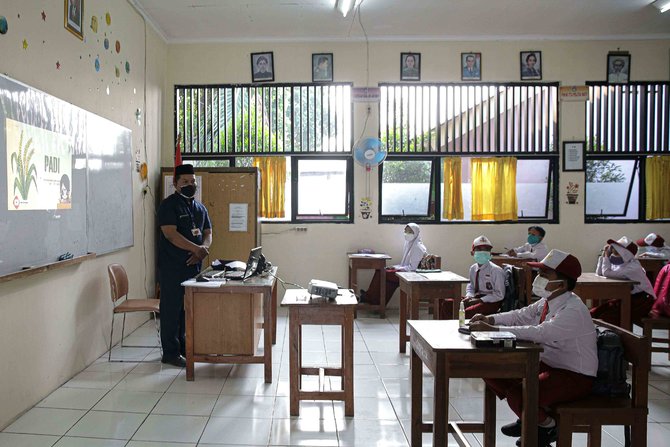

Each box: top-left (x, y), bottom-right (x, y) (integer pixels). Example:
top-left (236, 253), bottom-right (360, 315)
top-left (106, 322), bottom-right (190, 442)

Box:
top-left (500, 264), bottom-right (518, 312)
top-left (591, 326), bottom-right (631, 397)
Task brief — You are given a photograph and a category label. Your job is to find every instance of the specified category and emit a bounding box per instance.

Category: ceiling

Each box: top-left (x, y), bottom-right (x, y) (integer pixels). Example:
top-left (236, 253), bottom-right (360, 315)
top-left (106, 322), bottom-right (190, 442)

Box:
top-left (129, 0), bottom-right (670, 43)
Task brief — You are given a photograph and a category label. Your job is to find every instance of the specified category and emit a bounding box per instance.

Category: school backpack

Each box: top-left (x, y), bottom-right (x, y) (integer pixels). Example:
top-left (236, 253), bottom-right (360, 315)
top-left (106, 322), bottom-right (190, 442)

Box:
top-left (500, 264), bottom-right (518, 312)
top-left (591, 326), bottom-right (631, 397)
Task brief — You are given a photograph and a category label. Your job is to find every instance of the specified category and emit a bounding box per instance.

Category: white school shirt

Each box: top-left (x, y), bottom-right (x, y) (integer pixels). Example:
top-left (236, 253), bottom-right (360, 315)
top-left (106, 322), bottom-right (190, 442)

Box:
top-left (465, 261), bottom-right (505, 303)
top-left (514, 241), bottom-right (549, 260)
top-left (638, 245), bottom-right (670, 259)
top-left (596, 250), bottom-right (656, 297)
top-left (493, 291), bottom-right (598, 377)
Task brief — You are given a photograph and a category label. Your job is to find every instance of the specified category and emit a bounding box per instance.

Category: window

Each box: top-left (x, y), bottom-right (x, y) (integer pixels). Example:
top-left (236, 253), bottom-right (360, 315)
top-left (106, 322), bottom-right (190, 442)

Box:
top-left (378, 83), bottom-right (559, 223)
top-left (585, 82), bottom-right (670, 222)
top-left (176, 83), bottom-right (353, 223)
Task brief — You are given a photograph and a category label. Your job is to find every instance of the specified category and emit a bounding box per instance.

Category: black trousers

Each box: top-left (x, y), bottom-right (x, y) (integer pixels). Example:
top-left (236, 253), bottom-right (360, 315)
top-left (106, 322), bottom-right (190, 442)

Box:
top-left (158, 266), bottom-right (195, 359)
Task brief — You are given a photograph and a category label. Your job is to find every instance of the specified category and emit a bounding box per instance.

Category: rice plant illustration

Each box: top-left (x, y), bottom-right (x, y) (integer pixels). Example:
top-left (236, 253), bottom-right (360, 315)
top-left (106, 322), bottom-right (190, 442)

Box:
top-left (10, 130), bottom-right (38, 200)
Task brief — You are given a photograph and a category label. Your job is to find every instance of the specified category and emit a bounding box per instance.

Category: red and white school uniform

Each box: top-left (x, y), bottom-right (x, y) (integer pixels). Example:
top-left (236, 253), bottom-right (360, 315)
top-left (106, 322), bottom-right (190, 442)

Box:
top-left (463, 261), bottom-right (505, 318)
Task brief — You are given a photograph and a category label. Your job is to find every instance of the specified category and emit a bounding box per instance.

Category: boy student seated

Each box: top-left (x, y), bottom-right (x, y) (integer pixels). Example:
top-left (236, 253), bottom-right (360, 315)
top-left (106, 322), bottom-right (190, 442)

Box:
top-left (461, 235), bottom-right (505, 317)
top-left (360, 223), bottom-right (427, 305)
top-left (469, 249), bottom-right (598, 447)
top-left (636, 232), bottom-right (670, 259)
top-left (506, 225), bottom-right (549, 260)
top-left (591, 236), bottom-right (656, 327)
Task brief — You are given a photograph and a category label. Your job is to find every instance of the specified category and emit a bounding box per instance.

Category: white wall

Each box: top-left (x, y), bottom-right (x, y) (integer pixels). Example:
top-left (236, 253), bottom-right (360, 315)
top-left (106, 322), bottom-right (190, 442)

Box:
top-left (0, 0), bottom-right (166, 429)
top-left (165, 39), bottom-right (670, 300)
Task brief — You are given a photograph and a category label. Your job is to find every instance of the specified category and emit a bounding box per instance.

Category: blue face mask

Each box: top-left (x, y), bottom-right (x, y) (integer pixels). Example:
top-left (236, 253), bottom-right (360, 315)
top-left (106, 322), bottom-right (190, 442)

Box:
top-left (527, 234), bottom-right (541, 245)
top-left (609, 255), bottom-right (624, 265)
top-left (473, 251), bottom-right (492, 265)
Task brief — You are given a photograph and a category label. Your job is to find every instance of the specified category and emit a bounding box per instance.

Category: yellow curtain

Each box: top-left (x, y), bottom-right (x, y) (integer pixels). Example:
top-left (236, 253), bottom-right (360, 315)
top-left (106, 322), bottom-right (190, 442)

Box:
top-left (646, 156), bottom-right (670, 220)
top-left (471, 157), bottom-right (518, 221)
top-left (252, 157), bottom-right (286, 218)
top-left (442, 157), bottom-right (464, 220)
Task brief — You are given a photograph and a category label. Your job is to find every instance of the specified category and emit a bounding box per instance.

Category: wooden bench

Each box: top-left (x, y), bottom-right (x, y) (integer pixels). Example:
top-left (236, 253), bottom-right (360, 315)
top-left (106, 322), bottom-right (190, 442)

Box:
top-left (553, 319), bottom-right (649, 447)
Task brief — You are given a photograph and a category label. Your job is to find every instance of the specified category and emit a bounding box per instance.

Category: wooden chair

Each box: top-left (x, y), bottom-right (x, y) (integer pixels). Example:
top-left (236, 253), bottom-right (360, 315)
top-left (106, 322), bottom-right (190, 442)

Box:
top-left (641, 315), bottom-right (670, 364)
top-left (552, 319), bottom-right (649, 447)
top-left (417, 254), bottom-right (441, 314)
top-left (107, 263), bottom-right (161, 362)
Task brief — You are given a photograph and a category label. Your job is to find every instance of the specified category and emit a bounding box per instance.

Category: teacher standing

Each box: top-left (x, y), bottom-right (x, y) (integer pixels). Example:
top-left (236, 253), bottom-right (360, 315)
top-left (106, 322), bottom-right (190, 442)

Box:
top-left (158, 163), bottom-right (212, 367)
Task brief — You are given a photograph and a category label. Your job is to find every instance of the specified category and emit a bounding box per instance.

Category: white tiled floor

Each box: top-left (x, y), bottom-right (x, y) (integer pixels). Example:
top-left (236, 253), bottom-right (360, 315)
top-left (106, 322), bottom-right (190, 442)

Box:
top-left (2, 310), bottom-right (670, 446)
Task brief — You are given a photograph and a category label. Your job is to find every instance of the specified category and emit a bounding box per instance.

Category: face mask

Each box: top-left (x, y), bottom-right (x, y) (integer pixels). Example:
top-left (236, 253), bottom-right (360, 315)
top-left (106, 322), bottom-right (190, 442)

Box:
top-left (609, 255), bottom-right (624, 265)
top-left (532, 275), bottom-right (564, 298)
top-left (527, 234), bottom-right (541, 245)
top-left (404, 233), bottom-right (414, 242)
top-left (473, 251), bottom-right (492, 265)
top-left (179, 184), bottom-right (197, 198)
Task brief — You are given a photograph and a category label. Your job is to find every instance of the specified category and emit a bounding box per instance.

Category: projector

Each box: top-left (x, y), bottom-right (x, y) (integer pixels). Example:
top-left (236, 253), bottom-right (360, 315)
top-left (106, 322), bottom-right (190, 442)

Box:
top-left (307, 279), bottom-right (339, 300)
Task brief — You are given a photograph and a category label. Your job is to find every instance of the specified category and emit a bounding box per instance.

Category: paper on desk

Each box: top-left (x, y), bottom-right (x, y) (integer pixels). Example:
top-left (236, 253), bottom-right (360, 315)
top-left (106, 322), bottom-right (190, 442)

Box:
top-left (421, 271), bottom-right (459, 280)
top-left (349, 253), bottom-right (389, 258)
top-left (181, 279), bottom-right (224, 288)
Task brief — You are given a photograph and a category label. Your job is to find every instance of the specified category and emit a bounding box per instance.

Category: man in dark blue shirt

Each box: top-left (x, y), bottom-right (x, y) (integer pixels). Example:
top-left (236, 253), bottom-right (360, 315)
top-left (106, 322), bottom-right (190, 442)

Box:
top-left (158, 164), bottom-right (212, 367)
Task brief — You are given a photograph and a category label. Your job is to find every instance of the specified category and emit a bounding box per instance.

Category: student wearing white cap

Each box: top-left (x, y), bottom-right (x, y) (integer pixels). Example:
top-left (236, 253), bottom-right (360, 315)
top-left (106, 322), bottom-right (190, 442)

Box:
top-left (592, 236), bottom-right (656, 326)
top-left (469, 249), bottom-right (598, 446)
top-left (461, 235), bottom-right (505, 317)
top-left (636, 232), bottom-right (670, 259)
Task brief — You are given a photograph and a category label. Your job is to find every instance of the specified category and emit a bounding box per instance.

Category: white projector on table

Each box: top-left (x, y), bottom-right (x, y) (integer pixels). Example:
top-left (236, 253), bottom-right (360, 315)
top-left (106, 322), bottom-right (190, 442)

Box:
top-left (307, 279), bottom-right (339, 300)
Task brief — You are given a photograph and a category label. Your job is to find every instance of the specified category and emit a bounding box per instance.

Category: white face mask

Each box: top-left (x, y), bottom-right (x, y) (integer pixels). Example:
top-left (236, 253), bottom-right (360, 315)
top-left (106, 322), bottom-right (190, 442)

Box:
top-left (404, 232), bottom-right (414, 242)
top-left (532, 275), bottom-right (564, 298)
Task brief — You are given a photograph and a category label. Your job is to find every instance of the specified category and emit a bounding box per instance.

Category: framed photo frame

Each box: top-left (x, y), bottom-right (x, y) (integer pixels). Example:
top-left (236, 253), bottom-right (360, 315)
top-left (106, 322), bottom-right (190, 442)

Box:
top-left (461, 52), bottom-right (481, 81)
top-left (312, 53), bottom-right (333, 82)
top-left (251, 52), bottom-right (274, 83)
top-left (520, 51), bottom-right (542, 80)
top-left (64, 0), bottom-right (84, 40)
top-left (400, 52), bottom-right (421, 81)
top-left (562, 141), bottom-right (585, 172)
top-left (607, 53), bottom-right (630, 84)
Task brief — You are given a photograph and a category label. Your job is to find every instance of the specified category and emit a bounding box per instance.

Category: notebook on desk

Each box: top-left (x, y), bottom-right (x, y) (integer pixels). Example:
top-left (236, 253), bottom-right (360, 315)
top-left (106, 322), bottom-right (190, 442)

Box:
top-left (470, 331), bottom-right (516, 348)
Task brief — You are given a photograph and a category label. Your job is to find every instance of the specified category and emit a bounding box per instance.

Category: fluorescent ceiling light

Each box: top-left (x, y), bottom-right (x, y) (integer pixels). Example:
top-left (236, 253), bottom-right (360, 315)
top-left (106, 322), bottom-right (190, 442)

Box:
top-left (337, 0), bottom-right (363, 17)
top-left (653, 0), bottom-right (670, 13)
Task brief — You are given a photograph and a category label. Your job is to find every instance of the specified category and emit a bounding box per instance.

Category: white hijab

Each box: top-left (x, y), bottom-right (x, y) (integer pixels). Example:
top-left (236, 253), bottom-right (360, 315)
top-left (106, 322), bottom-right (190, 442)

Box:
top-left (399, 223), bottom-right (427, 270)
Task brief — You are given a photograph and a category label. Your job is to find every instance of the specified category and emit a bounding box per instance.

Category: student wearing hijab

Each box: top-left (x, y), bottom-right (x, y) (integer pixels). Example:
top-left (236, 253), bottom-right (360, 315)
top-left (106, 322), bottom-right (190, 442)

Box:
top-left (506, 226), bottom-right (549, 260)
top-left (360, 223), bottom-right (427, 305)
top-left (636, 233), bottom-right (670, 259)
top-left (591, 236), bottom-right (656, 326)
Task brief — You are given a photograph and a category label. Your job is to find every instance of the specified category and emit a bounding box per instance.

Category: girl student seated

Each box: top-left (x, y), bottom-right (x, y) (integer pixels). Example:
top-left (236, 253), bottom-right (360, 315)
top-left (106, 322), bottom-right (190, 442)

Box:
top-left (591, 236), bottom-right (656, 326)
top-left (360, 223), bottom-right (427, 305)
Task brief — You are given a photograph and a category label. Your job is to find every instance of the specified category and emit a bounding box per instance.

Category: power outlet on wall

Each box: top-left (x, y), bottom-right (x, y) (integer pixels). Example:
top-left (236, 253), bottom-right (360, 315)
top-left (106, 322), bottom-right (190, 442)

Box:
top-left (295, 226), bottom-right (308, 232)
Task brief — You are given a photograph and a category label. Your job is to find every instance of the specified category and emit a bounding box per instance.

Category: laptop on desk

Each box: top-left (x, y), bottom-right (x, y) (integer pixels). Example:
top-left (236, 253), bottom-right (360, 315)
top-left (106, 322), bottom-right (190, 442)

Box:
top-left (224, 246), bottom-right (263, 281)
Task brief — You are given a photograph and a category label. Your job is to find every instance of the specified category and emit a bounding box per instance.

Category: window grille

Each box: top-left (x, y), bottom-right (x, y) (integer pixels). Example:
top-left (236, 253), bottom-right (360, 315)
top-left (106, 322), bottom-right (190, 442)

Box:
top-left (379, 83), bottom-right (559, 155)
top-left (174, 83), bottom-right (353, 156)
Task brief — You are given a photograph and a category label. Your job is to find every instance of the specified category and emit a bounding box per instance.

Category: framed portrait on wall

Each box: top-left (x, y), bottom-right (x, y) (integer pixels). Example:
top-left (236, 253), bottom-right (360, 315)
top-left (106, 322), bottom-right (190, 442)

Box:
top-left (312, 53), bottom-right (333, 82)
top-left (562, 141), bottom-right (585, 172)
top-left (520, 51), bottom-right (542, 80)
top-left (251, 52), bottom-right (274, 83)
top-left (461, 52), bottom-right (481, 81)
top-left (400, 53), bottom-right (421, 81)
top-left (607, 53), bottom-right (630, 84)
top-left (64, 0), bottom-right (84, 40)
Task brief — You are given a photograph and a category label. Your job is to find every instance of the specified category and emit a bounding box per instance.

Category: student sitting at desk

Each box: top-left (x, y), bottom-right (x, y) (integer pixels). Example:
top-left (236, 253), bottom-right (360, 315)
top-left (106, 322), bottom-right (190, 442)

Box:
top-left (636, 232), bottom-right (670, 259)
top-left (469, 249), bottom-right (598, 447)
top-left (505, 225), bottom-right (549, 260)
top-left (360, 223), bottom-right (427, 305)
top-left (462, 235), bottom-right (505, 317)
top-left (591, 236), bottom-right (656, 326)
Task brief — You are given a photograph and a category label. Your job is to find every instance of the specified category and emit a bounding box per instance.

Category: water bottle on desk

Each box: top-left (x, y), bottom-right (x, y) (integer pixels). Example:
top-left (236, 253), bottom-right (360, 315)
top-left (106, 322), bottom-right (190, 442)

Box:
top-left (458, 300), bottom-right (465, 327)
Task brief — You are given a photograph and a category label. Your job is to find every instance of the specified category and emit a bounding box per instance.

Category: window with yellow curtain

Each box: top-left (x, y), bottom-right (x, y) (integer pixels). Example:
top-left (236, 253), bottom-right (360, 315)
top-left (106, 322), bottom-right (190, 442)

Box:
top-left (252, 157), bottom-right (286, 218)
top-left (471, 157), bottom-right (518, 221)
top-left (442, 157), bottom-right (464, 220)
top-left (645, 155), bottom-right (670, 220)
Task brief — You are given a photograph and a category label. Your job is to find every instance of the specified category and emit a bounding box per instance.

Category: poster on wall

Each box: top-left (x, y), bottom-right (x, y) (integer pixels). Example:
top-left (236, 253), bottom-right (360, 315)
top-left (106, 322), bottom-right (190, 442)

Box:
top-left (6, 119), bottom-right (73, 210)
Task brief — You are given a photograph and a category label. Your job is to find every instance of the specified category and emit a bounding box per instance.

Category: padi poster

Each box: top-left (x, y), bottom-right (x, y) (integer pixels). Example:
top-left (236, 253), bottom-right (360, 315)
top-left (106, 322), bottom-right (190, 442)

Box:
top-left (6, 118), bottom-right (73, 210)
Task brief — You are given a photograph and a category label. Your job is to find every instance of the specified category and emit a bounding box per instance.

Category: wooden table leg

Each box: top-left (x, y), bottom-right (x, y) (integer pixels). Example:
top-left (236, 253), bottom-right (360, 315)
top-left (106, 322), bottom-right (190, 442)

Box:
top-left (521, 352), bottom-right (540, 447)
top-left (484, 385), bottom-right (496, 447)
top-left (399, 287), bottom-right (408, 353)
top-left (618, 288), bottom-right (632, 331)
top-left (184, 290), bottom-right (195, 381)
top-left (433, 355), bottom-right (448, 446)
top-left (379, 265), bottom-right (386, 319)
top-left (410, 346), bottom-right (423, 447)
top-left (343, 308), bottom-right (354, 416)
top-left (289, 309), bottom-right (300, 416)
top-left (264, 290), bottom-right (273, 383)
top-left (271, 283), bottom-right (277, 344)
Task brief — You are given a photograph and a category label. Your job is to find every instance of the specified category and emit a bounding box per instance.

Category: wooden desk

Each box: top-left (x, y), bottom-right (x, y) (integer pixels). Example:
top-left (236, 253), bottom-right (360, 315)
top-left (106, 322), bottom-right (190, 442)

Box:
top-left (183, 267), bottom-right (278, 382)
top-left (637, 256), bottom-right (667, 285)
top-left (409, 320), bottom-right (542, 447)
top-left (491, 255), bottom-right (534, 307)
top-left (348, 253), bottom-right (391, 318)
top-left (397, 271), bottom-right (469, 353)
top-left (281, 289), bottom-right (357, 416)
top-left (574, 272), bottom-right (637, 331)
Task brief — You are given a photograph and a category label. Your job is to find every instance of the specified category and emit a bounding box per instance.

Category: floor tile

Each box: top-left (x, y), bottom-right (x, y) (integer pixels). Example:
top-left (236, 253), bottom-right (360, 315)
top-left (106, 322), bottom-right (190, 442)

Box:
top-left (53, 437), bottom-right (127, 446)
top-left (210, 395), bottom-right (276, 419)
top-left (3, 408), bottom-right (86, 436)
top-left (152, 393), bottom-right (218, 416)
top-left (269, 417), bottom-right (339, 446)
top-left (37, 388), bottom-right (108, 411)
top-left (132, 414), bottom-right (208, 443)
top-left (93, 390), bottom-right (163, 413)
top-left (0, 433), bottom-right (60, 447)
top-left (66, 410), bottom-right (146, 440)
top-left (199, 417), bottom-right (272, 444)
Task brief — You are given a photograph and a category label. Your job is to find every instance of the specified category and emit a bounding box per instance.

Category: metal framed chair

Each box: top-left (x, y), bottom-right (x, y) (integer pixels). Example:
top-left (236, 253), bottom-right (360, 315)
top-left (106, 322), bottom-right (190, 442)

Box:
top-left (107, 263), bottom-right (161, 362)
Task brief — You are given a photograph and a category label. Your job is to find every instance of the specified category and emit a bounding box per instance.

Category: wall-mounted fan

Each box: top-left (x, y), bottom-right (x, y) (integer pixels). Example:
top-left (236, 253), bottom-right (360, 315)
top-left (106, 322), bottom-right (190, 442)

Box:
top-left (353, 137), bottom-right (387, 171)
